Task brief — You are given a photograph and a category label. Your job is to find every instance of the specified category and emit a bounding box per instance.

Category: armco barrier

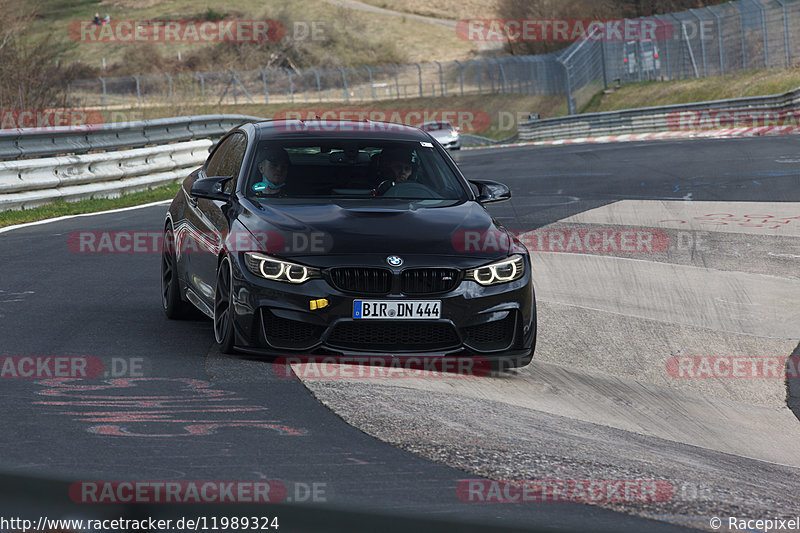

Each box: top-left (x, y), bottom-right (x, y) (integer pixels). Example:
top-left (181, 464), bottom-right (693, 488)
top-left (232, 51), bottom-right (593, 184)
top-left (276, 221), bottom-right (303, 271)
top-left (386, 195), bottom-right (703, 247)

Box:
top-left (518, 85), bottom-right (800, 142)
top-left (0, 114), bottom-right (264, 161)
top-left (0, 140), bottom-right (211, 210)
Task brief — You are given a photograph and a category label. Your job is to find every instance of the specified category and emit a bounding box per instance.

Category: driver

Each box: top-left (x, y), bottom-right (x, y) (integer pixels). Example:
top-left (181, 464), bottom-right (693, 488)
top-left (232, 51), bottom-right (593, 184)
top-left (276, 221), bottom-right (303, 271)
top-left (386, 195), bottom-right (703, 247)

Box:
top-left (375, 147), bottom-right (415, 194)
top-left (253, 147), bottom-right (290, 196)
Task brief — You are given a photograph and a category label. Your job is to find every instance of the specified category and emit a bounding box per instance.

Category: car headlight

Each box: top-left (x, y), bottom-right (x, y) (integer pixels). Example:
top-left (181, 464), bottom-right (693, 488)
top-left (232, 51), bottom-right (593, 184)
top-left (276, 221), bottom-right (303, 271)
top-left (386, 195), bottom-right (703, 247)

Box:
top-left (244, 252), bottom-right (320, 284)
top-left (465, 255), bottom-right (525, 286)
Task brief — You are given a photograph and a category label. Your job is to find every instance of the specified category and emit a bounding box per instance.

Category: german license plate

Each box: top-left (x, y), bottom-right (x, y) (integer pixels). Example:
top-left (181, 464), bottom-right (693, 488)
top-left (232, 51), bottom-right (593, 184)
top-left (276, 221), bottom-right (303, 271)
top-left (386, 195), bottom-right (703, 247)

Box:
top-left (353, 300), bottom-right (441, 320)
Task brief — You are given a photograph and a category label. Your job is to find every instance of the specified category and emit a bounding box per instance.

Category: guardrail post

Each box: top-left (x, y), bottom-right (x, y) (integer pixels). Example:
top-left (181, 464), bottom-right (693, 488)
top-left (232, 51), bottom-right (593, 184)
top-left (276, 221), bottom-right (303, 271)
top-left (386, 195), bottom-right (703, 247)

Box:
top-left (433, 61), bottom-right (445, 97)
top-left (338, 67), bottom-right (349, 103)
top-left (312, 68), bottom-right (322, 102)
top-left (260, 69), bottom-right (269, 104)
top-left (775, 0), bottom-right (791, 68)
top-left (732, 2), bottom-right (748, 71)
top-left (98, 77), bottom-right (107, 108)
top-left (689, 9), bottom-right (708, 77)
top-left (453, 60), bottom-right (464, 96)
top-left (707, 6), bottom-right (725, 75)
top-left (413, 63), bottom-right (423, 98)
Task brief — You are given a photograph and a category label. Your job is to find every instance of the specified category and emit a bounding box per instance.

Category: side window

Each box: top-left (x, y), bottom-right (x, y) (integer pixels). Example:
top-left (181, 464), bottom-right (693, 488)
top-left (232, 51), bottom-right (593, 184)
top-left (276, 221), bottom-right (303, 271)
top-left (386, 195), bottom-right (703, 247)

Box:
top-left (204, 133), bottom-right (247, 194)
top-left (216, 133), bottom-right (246, 178)
top-left (205, 137), bottom-right (232, 177)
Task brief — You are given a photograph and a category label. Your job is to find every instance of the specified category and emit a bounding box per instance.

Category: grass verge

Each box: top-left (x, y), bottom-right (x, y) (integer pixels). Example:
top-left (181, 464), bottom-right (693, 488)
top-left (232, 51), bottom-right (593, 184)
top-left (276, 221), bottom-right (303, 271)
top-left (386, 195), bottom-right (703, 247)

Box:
top-left (0, 182), bottom-right (180, 228)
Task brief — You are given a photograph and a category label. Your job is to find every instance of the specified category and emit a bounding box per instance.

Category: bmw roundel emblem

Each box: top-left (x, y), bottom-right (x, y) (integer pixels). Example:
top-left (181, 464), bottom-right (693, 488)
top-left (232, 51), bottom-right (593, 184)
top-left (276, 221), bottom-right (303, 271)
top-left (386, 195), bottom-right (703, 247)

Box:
top-left (387, 255), bottom-right (403, 266)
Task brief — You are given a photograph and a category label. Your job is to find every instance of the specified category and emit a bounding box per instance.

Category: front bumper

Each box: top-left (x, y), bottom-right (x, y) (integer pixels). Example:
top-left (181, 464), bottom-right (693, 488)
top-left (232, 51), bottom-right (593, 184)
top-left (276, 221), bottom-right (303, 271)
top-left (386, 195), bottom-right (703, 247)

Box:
top-left (228, 253), bottom-right (536, 361)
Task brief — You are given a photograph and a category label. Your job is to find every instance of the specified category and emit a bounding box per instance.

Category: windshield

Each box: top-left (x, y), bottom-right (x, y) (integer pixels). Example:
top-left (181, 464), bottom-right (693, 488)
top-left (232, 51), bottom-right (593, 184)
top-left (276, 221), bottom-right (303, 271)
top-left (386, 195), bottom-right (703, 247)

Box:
top-left (245, 140), bottom-right (469, 201)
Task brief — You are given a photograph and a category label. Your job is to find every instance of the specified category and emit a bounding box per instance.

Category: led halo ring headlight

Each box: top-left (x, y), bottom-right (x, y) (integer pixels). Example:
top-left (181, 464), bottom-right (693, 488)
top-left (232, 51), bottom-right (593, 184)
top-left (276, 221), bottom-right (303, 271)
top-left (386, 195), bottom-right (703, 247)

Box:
top-left (465, 254), bottom-right (525, 286)
top-left (244, 252), bottom-right (320, 284)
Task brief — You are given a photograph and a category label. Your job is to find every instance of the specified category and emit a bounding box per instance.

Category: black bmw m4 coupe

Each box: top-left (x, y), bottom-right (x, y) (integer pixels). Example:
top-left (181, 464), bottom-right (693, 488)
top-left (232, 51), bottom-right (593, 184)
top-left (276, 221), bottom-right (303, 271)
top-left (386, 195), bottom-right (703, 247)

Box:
top-left (162, 119), bottom-right (536, 368)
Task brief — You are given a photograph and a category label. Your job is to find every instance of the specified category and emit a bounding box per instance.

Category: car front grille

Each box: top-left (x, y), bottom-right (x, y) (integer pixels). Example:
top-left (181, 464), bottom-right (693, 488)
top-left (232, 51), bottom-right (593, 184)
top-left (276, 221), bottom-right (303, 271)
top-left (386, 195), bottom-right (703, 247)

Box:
top-left (401, 268), bottom-right (459, 294)
top-left (262, 310), bottom-right (324, 349)
top-left (462, 312), bottom-right (517, 352)
top-left (328, 268), bottom-right (392, 294)
top-left (327, 321), bottom-right (460, 351)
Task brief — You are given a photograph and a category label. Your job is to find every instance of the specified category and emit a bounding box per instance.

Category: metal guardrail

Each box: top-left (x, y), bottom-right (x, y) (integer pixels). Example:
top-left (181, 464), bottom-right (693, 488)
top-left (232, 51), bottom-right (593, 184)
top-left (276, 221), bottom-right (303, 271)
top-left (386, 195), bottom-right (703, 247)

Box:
top-left (0, 114), bottom-right (264, 160)
top-left (0, 140), bottom-right (212, 210)
top-left (518, 85), bottom-right (800, 141)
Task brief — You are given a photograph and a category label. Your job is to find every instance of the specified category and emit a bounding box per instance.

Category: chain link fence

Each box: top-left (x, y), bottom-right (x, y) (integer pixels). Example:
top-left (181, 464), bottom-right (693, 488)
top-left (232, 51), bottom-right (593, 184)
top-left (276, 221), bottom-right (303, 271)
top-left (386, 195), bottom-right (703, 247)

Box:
top-left (67, 0), bottom-right (799, 116)
top-left (67, 56), bottom-right (566, 110)
top-left (564, 0), bottom-right (800, 113)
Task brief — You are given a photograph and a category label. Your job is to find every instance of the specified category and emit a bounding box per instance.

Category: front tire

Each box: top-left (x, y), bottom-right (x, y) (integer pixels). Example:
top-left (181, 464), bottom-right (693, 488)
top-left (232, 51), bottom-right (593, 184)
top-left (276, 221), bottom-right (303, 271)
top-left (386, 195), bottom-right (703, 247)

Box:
top-left (213, 256), bottom-right (236, 354)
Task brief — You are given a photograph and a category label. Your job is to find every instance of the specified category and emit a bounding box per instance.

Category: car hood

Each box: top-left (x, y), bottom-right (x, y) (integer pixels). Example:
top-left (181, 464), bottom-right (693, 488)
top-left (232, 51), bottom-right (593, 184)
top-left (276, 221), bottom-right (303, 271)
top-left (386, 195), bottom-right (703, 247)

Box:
top-left (238, 199), bottom-right (514, 260)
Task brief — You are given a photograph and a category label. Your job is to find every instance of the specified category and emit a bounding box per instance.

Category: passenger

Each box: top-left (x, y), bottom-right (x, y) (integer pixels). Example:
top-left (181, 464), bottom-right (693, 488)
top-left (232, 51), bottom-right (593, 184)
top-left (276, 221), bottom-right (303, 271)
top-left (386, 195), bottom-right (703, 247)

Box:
top-left (375, 147), bottom-right (416, 194)
top-left (253, 147), bottom-right (290, 196)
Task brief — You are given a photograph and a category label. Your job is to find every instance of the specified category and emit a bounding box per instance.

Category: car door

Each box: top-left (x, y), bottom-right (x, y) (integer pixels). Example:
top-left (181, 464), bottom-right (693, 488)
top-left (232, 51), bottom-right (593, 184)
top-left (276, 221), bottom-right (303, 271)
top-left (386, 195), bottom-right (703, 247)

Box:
top-left (185, 132), bottom-right (248, 307)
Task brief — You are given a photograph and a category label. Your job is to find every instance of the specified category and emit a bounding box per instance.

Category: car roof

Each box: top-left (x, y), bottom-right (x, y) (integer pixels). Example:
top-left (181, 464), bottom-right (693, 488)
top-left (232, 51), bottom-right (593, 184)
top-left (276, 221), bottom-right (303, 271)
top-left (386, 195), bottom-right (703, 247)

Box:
top-left (253, 119), bottom-right (430, 142)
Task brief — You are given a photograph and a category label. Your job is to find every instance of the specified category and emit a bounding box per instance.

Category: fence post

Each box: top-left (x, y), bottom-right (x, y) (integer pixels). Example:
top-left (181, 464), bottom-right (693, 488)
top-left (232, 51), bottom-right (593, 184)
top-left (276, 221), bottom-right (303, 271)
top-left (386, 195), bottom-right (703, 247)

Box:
top-left (474, 60), bottom-right (483, 94)
top-left (197, 72), bottom-right (206, 103)
top-left (655, 15), bottom-right (673, 80)
top-left (496, 59), bottom-right (508, 93)
top-left (413, 63), bottom-right (423, 97)
top-left (689, 9), bottom-right (708, 77)
top-left (312, 68), bottom-right (322, 102)
top-left (98, 77), bottom-right (107, 108)
top-left (732, 2), bottom-right (748, 71)
top-left (600, 37), bottom-right (608, 89)
top-left (432, 61), bottom-right (445, 97)
top-left (707, 6), bottom-right (725, 75)
top-left (746, 0), bottom-right (769, 67)
top-left (260, 69), bottom-right (269, 104)
top-left (338, 67), bottom-right (349, 103)
top-left (284, 68), bottom-right (294, 103)
top-left (453, 60), bottom-right (464, 96)
top-left (132, 75), bottom-right (141, 107)
top-left (774, 0), bottom-right (791, 68)
top-left (166, 73), bottom-right (173, 103)
top-left (364, 66), bottom-right (375, 101)
top-left (390, 64), bottom-right (400, 99)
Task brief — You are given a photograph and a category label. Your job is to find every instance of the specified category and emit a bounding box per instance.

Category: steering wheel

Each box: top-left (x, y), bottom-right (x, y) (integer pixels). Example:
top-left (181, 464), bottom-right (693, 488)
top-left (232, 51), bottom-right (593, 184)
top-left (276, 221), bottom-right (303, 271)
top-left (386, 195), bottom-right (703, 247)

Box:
top-left (381, 181), bottom-right (439, 199)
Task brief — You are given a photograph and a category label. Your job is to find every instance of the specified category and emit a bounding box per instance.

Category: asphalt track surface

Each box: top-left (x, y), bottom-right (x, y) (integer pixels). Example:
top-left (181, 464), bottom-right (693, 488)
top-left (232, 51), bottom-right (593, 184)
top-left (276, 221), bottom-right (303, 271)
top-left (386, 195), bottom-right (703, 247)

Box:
top-left (1, 136), bottom-right (799, 532)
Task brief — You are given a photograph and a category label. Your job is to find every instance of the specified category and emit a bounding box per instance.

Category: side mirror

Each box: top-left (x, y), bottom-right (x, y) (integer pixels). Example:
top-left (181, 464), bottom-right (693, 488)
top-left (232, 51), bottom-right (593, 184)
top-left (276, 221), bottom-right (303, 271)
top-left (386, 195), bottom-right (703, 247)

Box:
top-left (190, 175), bottom-right (233, 202)
top-left (470, 180), bottom-right (511, 204)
